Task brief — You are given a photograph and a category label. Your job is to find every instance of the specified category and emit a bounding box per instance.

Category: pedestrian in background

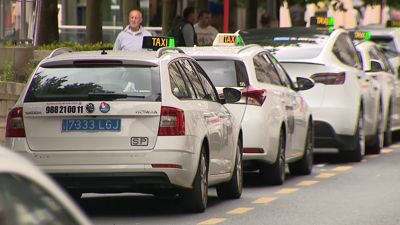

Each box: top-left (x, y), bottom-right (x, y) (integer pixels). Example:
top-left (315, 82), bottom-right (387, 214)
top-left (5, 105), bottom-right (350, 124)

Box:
top-left (114, 10), bottom-right (152, 50)
top-left (194, 10), bottom-right (218, 46)
top-left (168, 6), bottom-right (198, 47)
top-left (260, 13), bottom-right (271, 28)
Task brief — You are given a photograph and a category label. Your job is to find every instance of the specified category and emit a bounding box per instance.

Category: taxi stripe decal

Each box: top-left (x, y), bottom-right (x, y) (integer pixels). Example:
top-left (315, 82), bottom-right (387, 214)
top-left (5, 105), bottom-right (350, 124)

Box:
top-left (227, 207), bottom-right (254, 214)
top-left (296, 181), bottom-right (319, 186)
top-left (315, 173), bottom-right (337, 178)
top-left (252, 197), bottom-right (277, 204)
top-left (198, 218), bottom-right (227, 225)
top-left (332, 166), bottom-right (352, 171)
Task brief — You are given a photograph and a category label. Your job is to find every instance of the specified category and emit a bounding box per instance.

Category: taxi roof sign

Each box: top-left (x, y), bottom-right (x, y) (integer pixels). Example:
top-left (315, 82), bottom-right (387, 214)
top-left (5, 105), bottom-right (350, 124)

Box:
top-left (212, 32), bottom-right (245, 46)
top-left (386, 20), bottom-right (400, 28)
top-left (349, 31), bottom-right (371, 40)
top-left (142, 36), bottom-right (175, 50)
top-left (310, 16), bottom-right (334, 27)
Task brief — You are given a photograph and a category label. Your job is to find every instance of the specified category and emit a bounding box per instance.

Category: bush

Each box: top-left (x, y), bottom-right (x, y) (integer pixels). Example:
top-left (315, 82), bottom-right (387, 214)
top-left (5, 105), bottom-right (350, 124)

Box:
top-left (0, 61), bottom-right (15, 82)
top-left (38, 42), bottom-right (114, 51)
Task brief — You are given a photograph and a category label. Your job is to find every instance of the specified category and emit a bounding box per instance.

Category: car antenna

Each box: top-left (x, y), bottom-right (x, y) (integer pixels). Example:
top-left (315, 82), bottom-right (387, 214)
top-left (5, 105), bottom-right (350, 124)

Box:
top-left (101, 48), bottom-right (107, 55)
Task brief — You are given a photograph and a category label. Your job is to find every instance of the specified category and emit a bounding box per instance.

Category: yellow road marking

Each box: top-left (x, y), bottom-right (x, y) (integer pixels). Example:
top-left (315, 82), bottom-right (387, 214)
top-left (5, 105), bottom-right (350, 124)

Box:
top-left (364, 154), bottom-right (379, 158)
top-left (296, 181), bottom-right (319, 186)
top-left (275, 188), bottom-right (299, 194)
top-left (389, 144), bottom-right (400, 148)
top-left (381, 149), bottom-right (393, 153)
top-left (332, 166), bottom-right (352, 171)
top-left (348, 159), bottom-right (367, 164)
top-left (252, 197), bottom-right (277, 204)
top-left (198, 218), bottom-right (227, 225)
top-left (315, 173), bottom-right (336, 178)
top-left (227, 207), bottom-right (254, 214)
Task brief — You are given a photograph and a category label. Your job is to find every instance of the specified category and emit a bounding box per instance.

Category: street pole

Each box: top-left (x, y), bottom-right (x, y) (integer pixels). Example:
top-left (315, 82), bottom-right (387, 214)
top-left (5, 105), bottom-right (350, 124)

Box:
top-left (33, 0), bottom-right (42, 47)
top-left (20, 0), bottom-right (26, 44)
top-left (224, 0), bottom-right (229, 33)
top-left (0, 0), bottom-right (5, 41)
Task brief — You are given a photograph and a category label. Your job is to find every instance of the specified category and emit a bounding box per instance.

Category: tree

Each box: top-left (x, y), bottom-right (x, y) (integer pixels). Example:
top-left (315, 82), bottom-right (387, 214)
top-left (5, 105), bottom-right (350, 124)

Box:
top-left (196, 0), bottom-right (210, 11)
top-left (86, 0), bottom-right (103, 44)
top-left (37, 0), bottom-right (59, 46)
top-left (123, 0), bottom-right (140, 28)
top-left (162, 0), bottom-right (178, 36)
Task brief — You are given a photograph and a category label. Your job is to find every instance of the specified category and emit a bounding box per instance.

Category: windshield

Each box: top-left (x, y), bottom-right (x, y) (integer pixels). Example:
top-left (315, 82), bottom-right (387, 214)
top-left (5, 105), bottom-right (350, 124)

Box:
top-left (196, 60), bottom-right (249, 87)
top-left (24, 66), bottom-right (161, 102)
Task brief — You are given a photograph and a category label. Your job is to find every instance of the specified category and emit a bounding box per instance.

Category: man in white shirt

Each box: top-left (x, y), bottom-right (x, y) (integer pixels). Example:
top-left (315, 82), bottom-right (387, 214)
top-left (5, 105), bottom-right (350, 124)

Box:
top-left (194, 10), bottom-right (218, 46)
top-left (114, 10), bottom-right (152, 50)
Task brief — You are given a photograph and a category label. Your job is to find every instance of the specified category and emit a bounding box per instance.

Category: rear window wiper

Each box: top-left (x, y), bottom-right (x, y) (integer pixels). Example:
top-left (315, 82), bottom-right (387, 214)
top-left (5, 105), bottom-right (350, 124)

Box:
top-left (88, 93), bottom-right (145, 99)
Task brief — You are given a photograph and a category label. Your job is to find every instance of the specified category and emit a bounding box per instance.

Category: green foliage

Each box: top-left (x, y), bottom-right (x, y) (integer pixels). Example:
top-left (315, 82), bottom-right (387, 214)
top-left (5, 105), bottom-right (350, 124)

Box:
top-left (38, 42), bottom-right (114, 51)
top-left (0, 61), bottom-right (15, 82)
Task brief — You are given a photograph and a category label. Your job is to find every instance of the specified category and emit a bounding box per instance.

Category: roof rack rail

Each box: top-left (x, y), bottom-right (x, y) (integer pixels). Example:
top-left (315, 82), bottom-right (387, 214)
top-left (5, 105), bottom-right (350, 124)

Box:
top-left (235, 44), bottom-right (261, 54)
top-left (48, 47), bottom-right (74, 59)
top-left (156, 47), bottom-right (186, 58)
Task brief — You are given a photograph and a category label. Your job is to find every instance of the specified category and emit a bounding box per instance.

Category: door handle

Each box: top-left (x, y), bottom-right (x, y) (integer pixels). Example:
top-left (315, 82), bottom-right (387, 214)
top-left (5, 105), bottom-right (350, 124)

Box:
top-left (203, 112), bottom-right (212, 118)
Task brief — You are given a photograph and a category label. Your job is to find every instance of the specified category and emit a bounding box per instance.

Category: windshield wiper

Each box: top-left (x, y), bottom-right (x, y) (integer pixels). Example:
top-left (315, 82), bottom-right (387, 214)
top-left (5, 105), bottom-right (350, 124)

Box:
top-left (88, 93), bottom-right (145, 98)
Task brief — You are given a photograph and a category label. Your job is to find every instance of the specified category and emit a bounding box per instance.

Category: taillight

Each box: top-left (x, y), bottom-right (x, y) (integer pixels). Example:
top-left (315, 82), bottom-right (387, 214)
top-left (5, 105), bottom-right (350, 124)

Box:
top-left (158, 106), bottom-right (185, 136)
top-left (243, 148), bottom-right (265, 153)
top-left (151, 164), bottom-right (183, 169)
top-left (241, 85), bottom-right (267, 106)
top-left (6, 107), bottom-right (25, 137)
top-left (310, 72), bottom-right (345, 85)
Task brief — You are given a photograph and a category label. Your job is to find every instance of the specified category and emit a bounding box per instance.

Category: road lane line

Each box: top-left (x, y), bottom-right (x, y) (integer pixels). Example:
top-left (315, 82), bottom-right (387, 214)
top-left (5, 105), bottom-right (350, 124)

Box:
top-left (296, 181), bottom-right (319, 186)
top-left (364, 154), bottom-right (379, 158)
top-left (315, 173), bottom-right (336, 178)
top-left (198, 218), bottom-right (227, 225)
top-left (315, 164), bottom-right (326, 167)
top-left (227, 207), bottom-right (254, 214)
top-left (348, 159), bottom-right (367, 164)
top-left (275, 188), bottom-right (299, 194)
top-left (332, 166), bottom-right (352, 171)
top-left (381, 149), bottom-right (393, 153)
top-left (389, 144), bottom-right (400, 148)
top-left (252, 197), bottom-right (277, 204)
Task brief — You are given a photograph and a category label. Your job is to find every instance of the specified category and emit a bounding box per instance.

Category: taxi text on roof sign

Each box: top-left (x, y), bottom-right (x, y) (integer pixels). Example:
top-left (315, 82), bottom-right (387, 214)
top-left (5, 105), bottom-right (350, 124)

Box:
top-left (142, 36), bottom-right (175, 50)
top-left (386, 20), bottom-right (400, 28)
top-left (212, 33), bottom-right (245, 46)
top-left (349, 31), bottom-right (371, 40)
top-left (310, 16), bottom-right (334, 27)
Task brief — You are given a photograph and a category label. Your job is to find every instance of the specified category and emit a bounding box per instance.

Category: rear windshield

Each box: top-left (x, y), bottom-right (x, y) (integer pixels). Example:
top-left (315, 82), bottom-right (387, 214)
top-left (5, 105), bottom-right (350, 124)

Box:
top-left (196, 60), bottom-right (249, 87)
top-left (24, 66), bottom-right (161, 102)
top-left (270, 44), bottom-right (324, 60)
top-left (369, 36), bottom-right (398, 58)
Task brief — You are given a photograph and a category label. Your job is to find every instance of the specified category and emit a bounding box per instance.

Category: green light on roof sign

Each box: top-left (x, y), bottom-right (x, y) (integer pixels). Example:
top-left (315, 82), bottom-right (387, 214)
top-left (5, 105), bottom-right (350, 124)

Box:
top-left (169, 39), bottom-right (175, 47)
top-left (329, 18), bottom-right (335, 26)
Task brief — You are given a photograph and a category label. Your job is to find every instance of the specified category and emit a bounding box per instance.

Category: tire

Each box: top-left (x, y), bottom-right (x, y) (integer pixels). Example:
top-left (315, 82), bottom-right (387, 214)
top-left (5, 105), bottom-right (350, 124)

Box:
top-left (259, 129), bottom-right (286, 185)
top-left (289, 121), bottom-right (313, 175)
top-left (366, 103), bottom-right (383, 154)
top-left (339, 108), bottom-right (364, 162)
top-left (179, 146), bottom-right (208, 213)
top-left (383, 105), bottom-right (392, 147)
top-left (216, 138), bottom-right (243, 199)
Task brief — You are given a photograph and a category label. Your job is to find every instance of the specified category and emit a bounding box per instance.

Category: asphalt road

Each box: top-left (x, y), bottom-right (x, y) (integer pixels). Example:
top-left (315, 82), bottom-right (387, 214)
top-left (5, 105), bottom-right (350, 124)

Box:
top-left (77, 143), bottom-right (400, 225)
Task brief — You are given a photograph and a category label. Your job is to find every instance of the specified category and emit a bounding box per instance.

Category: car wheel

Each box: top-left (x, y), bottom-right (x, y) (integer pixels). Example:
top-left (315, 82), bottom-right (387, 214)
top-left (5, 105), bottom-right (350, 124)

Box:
top-left (179, 145), bottom-right (208, 213)
top-left (366, 103), bottom-right (383, 154)
top-left (216, 138), bottom-right (243, 199)
top-left (383, 105), bottom-right (392, 147)
top-left (289, 121), bottom-right (313, 175)
top-left (259, 129), bottom-right (285, 185)
top-left (339, 108), bottom-right (364, 162)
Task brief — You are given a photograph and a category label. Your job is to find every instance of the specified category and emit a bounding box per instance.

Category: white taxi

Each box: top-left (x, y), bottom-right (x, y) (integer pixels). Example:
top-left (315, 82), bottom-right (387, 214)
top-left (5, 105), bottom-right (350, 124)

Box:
top-left (241, 27), bottom-right (382, 162)
top-left (0, 145), bottom-right (92, 225)
top-left (352, 31), bottom-right (400, 149)
top-left (181, 33), bottom-right (315, 185)
top-left (5, 37), bottom-right (243, 213)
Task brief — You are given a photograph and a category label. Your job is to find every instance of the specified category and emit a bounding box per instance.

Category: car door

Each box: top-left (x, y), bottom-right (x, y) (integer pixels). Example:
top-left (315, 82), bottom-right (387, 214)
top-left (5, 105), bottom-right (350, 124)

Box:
top-left (176, 59), bottom-right (225, 175)
top-left (267, 53), bottom-right (307, 158)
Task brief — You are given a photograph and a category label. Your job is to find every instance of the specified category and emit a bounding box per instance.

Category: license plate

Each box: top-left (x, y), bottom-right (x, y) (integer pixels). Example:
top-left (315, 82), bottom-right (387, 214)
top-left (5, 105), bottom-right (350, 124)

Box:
top-left (61, 119), bottom-right (121, 132)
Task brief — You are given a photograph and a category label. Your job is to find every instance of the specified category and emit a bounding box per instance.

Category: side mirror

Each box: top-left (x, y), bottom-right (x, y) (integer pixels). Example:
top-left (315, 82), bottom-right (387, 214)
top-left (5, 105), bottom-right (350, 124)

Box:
top-left (296, 77), bottom-right (315, 91)
top-left (367, 60), bottom-right (384, 72)
top-left (222, 88), bottom-right (242, 103)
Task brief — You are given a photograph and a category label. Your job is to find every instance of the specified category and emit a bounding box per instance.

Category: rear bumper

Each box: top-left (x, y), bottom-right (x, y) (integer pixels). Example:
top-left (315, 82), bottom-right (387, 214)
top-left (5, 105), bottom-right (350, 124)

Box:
top-left (313, 121), bottom-right (358, 150)
top-left (6, 136), bottom-right (202, 190)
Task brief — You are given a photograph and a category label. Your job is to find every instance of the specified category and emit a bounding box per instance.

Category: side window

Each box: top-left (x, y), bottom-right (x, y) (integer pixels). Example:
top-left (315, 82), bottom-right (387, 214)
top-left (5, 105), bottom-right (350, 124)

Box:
top-left (368, 47), bottom-right (380, 60)
top-left (0, 174), bottom-right (79, 225)
top-left (253, 54), bottom-right (282, 85)
top-left (168, 62), bottom-right (192, 99)
top-left (191, 61), bottom-right (218, 102)
top-left (267, 53), bottom-right (294, 89)
top-left (178, 59), bottom-right (206, 99)
top-left (235, 61), bottom-right (250, 87)
top-left (375, 46), bottom-right (395, 74)
top-left (333, 33), bottom-right (362, 68)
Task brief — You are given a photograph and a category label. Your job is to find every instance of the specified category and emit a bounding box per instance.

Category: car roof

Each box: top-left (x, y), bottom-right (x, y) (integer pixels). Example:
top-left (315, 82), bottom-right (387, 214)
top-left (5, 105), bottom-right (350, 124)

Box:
top-left (180, 45), bottom-right (265, 59)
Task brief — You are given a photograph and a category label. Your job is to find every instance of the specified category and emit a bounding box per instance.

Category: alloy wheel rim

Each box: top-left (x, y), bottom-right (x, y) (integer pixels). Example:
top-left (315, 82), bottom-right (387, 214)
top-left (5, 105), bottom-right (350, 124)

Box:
top-left (236, 146), bottom-right (243, 191)
top-left (200, 154), bottom-right (207, 205)
top-left (359, 112), bottom-right (365, 155)
top-left (279, 134), bottom-right (285, 178)
top-left (306, 127), bottom-right (313, 169)
top-left (378, 108), bottom-right (383, 148)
